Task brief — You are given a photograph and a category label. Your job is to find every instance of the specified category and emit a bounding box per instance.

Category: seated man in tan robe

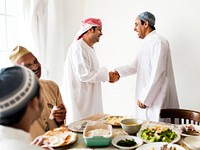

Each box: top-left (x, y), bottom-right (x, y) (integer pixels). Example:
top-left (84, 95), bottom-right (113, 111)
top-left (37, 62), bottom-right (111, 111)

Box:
top-left (9, 46), bottom-right (67, 140)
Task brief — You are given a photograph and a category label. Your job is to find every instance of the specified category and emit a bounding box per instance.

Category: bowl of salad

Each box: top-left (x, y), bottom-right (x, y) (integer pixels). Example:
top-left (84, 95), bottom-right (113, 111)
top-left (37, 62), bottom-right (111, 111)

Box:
top-left (137, 125), bottom-right (180, 143)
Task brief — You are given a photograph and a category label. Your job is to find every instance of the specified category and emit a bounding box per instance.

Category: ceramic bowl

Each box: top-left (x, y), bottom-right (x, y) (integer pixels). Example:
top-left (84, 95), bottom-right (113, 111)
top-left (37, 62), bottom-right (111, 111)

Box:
top-left (83, 122), bottom-right (112, 147)
top-left (120, 118), bottom-right (143, 135)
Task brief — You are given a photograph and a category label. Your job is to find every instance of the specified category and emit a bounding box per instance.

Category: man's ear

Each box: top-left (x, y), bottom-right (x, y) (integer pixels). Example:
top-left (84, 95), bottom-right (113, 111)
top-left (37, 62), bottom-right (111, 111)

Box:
top-left (29, 97), bottom-right (40, 112)
top-left (144, 21), bottom-right (149, 28)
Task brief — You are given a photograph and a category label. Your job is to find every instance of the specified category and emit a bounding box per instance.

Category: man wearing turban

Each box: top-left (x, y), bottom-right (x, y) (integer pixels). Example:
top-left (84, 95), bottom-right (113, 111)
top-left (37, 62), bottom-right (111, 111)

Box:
top-left (9, 46), bottom-right (66, 139)
top-left (61, 18), bottom-right (119, 124)
top-left (115, 11), bottom-right (179, 122)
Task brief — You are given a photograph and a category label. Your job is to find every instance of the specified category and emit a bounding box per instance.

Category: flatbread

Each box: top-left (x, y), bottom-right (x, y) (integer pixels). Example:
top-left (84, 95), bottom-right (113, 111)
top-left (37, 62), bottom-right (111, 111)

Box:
top-left (104, 116), bottom-right (127, 126)
top-left (43, 127), bottom-right (78, 147)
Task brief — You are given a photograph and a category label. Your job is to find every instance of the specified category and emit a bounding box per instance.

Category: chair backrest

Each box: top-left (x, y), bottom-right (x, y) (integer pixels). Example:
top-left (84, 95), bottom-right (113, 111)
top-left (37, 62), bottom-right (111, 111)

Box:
top-left (160, 108), bottom-right (200, 125)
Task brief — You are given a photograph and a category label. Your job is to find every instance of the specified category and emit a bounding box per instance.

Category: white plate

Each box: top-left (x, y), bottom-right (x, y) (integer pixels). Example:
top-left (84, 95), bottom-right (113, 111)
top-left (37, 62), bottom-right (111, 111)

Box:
top-left (137, 128), bottom-right (181, 143)
top-left (136, 142), bottom-right (185, 150)
top-left (179, 124), bottom-right (200, 136)
top-left (112, 135), bottom-right (143, 150)
top-left (183, 136), bottom-right (200, 149)
top-left (68, 120), bottom-right (95, 133)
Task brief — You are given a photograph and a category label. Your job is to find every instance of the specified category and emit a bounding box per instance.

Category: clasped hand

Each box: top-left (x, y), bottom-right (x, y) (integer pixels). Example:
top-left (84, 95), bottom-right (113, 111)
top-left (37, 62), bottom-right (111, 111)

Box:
top-left (109, 71), bottom-right (120, 83)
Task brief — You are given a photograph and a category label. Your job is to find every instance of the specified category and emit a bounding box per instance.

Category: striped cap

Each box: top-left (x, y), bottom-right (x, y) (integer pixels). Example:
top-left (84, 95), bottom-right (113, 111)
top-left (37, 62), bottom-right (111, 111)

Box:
top-left (0, 65), bottom-right (39, 118)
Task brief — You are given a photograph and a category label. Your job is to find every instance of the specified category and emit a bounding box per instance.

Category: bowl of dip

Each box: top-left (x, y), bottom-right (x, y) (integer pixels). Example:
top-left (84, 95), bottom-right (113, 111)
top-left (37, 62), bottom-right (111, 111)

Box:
top-left (83, 122), bottom-right (112, 147)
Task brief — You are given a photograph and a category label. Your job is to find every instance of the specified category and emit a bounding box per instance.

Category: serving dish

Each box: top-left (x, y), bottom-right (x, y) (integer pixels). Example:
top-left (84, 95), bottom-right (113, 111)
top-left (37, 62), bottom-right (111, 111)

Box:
top-left (83, 122), bottom-right (112, 147)
top-left (112, 135), bottom-right (143, 150)
top-left (183, 136), bottom-right (200, 149)
top-left (68, 120), bottom-right (95, 133)
top-left (136, 142), bottom-right (185, 150)
top-left (137, 125), bottom-right (180, 143)
top-left (120, 118), bottom-right (143, 135)
top-left (178, 124), bottom-right (200, 136)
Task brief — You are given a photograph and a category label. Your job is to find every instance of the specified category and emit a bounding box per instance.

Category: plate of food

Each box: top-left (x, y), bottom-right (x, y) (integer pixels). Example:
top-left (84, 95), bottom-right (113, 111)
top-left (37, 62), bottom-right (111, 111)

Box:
top-left (137, 125), bottom-right (180, 143)
top-left (68, 120), bottom-right (95, 133)
top-left (178, 124), bottom-right (200, 136)
top-left (42, 126), bottom-right (78, 148)
top-left (102, 116), bottom-right (128, 126)
top-left (136, 142), bottom-right (185, 150)
top-left (112, 135), bottom-right (143, 150)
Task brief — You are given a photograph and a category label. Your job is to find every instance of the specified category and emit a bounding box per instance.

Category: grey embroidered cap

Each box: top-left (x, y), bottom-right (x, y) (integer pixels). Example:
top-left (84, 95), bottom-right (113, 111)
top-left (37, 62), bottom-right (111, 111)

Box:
top-left (138, 11), bottom-right (155, 26)
top-left (0, 65), bottom-right (39, 118)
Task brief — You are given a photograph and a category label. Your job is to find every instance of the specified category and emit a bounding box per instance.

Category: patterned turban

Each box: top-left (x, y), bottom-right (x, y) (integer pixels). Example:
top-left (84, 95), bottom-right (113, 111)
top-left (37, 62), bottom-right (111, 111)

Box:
top-left (137, 11), bottom-right (155, 26)
top-left (0, 65), bottom-right (39, 119)
top-left (76, 18), bottom-right (102, 40)
top-left (9, 46), bottom-right (31, 64)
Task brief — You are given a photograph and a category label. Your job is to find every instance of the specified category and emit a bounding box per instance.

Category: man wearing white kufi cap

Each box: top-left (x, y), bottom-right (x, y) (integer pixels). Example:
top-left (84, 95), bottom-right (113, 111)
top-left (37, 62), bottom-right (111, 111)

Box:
top-left (61, 18), bottom-right (119, 124)
top-left (0, 66), bottom-right (46, 149)
top-left (115, 11), bottom-right (179, 122)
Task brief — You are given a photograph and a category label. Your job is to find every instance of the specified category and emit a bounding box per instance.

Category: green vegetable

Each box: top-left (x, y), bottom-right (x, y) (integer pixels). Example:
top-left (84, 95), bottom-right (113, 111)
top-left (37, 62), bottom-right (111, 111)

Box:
top-left (141, 127), bottom-right (177, 143)
top-left (117, 138), bottom-right (137, 147)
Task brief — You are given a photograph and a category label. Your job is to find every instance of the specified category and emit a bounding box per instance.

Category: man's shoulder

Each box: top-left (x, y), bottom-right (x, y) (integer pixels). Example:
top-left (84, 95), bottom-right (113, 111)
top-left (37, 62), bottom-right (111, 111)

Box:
top-left (39, 79), bottom-right (59, 88)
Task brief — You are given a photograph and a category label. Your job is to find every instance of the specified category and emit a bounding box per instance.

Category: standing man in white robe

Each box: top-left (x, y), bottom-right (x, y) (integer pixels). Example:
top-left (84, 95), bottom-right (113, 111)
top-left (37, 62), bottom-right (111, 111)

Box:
top-left (115, 11), bottom-right (179, 122)
top-left (61, 18), bottom-right (119, 124)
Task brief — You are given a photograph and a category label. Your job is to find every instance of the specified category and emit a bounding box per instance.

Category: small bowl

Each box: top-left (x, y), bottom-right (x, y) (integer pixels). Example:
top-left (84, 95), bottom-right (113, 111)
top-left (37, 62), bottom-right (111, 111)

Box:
top-left (120, 118), bottom-right (143, 135)
top-left (83, 122), bottom-right (112, 147)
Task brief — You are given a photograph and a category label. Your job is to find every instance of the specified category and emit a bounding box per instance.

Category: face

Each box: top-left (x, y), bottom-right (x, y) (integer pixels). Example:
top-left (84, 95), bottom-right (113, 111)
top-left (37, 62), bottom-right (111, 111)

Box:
top-left (17, 53), bottom-right (41, 78)
top-left (134, 18), bottom-right (147, 39)
top-left (89, 26), bottom-right (103, 43)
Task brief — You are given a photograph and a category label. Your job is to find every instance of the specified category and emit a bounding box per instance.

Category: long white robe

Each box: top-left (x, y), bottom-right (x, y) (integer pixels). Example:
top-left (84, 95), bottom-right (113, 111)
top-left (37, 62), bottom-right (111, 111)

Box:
top-left (116, 31), bottom-right (179, 122)
top-left (61, 39), bottom-right (109, 125)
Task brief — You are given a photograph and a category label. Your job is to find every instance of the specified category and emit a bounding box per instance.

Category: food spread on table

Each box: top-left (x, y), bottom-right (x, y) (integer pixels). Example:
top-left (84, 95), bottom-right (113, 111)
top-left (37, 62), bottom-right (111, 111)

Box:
top-left (140, 125), bottom-right (177, 143)
top-left (41, 115), bottom-right (191, 149)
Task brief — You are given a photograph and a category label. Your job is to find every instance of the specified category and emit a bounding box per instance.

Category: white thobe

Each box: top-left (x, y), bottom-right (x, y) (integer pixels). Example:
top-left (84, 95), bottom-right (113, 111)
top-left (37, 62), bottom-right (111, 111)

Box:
top-left (61, 39), bottom-right (109, 125)
top-left (0, 125), bottom-right (43, 150)
top-left (116, 31), bottom-right (179, 122)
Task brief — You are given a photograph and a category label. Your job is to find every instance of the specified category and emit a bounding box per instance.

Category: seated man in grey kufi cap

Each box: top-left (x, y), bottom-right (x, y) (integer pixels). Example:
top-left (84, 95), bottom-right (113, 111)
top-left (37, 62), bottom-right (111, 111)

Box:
top-left (0, 66), bottom-right (52, 150)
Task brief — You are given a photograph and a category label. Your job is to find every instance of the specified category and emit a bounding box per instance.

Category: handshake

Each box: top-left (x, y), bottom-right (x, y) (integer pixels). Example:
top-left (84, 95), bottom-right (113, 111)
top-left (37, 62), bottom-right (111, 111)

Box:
top-left (109, 71), bottom-right (120, 83)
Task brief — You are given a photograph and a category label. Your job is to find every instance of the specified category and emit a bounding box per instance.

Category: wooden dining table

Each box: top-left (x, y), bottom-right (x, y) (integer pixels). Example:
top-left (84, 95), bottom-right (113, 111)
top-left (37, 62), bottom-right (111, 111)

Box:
top-left (55, 113), bottom-right (190, 150)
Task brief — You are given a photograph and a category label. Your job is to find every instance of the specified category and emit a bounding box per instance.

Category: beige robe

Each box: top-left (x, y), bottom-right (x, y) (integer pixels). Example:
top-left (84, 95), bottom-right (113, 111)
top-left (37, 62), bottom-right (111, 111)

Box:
top-left (30, 79), bottom-right (64, 139)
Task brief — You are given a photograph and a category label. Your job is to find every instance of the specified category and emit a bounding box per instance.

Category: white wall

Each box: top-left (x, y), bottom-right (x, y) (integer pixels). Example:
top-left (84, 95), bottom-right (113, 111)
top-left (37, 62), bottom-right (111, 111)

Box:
top-left (52, 0), bottom-right (200, 117)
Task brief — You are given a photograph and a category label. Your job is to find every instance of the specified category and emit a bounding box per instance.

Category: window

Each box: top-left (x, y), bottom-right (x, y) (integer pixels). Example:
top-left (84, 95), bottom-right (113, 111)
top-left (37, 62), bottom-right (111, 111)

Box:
top-left (0, 0), bottom-right (19, 68)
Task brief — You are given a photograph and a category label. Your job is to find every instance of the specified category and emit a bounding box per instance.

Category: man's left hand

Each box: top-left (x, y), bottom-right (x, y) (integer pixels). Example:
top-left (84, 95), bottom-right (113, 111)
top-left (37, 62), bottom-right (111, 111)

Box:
top-left (137, 99), bottom-right (146, 109)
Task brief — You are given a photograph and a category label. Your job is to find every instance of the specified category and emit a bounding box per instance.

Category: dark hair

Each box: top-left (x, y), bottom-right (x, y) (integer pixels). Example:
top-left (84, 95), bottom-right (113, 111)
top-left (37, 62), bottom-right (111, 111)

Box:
top-left (0, 85), bottom-right (40, 126)
top-left (141, 20), bottom-right (156, 30)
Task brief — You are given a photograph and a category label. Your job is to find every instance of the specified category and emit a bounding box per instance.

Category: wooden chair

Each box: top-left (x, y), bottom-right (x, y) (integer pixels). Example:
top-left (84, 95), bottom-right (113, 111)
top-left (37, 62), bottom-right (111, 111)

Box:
top-left (160, 108), bottom-right (200, 125)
